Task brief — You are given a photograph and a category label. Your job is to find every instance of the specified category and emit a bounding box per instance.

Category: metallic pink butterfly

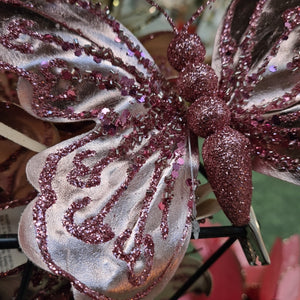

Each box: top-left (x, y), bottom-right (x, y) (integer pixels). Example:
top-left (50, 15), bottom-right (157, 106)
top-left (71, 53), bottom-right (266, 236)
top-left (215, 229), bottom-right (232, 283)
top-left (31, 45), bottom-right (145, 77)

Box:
top-left (0, 0), bottom-right (299, 299)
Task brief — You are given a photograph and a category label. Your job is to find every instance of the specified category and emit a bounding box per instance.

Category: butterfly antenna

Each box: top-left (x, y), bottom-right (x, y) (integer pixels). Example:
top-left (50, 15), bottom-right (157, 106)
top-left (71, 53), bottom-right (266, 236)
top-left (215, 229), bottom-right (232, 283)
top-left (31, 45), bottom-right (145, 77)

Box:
top-left (183, 0), bottom-right (216, 32)
top-left (145, 0), bottom-right (178, 34)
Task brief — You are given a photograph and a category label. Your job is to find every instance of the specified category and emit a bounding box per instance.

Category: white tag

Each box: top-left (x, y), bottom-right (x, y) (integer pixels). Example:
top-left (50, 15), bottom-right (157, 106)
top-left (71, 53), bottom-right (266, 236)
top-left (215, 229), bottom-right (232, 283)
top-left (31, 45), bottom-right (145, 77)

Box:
top-left (0, 206), bottom-right (28, 273)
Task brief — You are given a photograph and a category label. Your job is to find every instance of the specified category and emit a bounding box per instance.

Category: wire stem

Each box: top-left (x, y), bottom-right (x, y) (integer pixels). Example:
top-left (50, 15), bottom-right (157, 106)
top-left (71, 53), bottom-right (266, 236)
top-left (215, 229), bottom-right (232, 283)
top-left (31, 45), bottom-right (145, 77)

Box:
top-left (0, 234), bottom-right (19, 249)
top-left (170, 237), bottom-right (237, 299)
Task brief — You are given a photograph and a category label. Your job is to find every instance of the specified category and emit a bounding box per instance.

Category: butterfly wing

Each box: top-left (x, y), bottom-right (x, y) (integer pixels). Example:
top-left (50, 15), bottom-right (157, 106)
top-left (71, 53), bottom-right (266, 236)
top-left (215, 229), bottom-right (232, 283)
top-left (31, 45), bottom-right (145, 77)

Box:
top-left (0, 1), bottom-right (199, 299)
top-left (212, 0), bottom-right (300, 185)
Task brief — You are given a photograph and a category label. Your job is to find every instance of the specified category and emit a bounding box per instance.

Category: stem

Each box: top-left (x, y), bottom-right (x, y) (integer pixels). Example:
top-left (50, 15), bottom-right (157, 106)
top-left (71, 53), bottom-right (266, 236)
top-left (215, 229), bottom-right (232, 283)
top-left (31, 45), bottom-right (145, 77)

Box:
top-left (197, 226), bottom-right (246, 239)
top-left (0, 234), bottom-right (19, 249)
top-left (170, 237), bottom-right (237, 299)
top-left (0, 122), bottom-right (46, 152)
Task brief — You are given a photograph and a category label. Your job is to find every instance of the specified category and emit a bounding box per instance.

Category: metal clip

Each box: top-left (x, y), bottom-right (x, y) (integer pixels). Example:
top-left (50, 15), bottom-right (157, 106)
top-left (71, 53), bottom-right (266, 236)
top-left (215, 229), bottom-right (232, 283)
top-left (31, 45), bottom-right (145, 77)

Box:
top-left (238, 207), bottom-right (270, 265)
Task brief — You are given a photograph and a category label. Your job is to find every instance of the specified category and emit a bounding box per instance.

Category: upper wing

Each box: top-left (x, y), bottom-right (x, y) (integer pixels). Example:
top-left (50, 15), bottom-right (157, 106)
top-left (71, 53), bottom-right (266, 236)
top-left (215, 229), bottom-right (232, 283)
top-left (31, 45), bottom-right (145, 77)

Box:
top-left (212, 0), bottom-right (300, 185)
top-left (0, 1), bottom-right (199, 299)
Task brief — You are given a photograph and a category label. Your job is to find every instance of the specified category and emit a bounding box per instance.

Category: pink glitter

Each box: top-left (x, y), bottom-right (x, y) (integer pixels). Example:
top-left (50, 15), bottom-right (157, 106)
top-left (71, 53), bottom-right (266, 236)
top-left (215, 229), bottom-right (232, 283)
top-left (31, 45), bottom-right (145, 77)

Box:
top-left (269, 65), bottom-right (277, 72)
top-left (158, 202), bottom-right (165, 210)
top-left (1, 0), bottom-right (299, 299)
top-left (114, 36), bottom-right (121, 43)
top-left (177, 157), bottom-right (185, 165)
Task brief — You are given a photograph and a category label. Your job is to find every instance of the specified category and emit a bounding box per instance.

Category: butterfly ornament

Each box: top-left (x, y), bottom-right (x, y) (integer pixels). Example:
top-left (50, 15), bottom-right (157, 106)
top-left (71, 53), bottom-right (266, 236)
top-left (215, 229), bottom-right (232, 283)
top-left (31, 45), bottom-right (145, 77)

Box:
top-left (0, 0), bottom-right (299, 299)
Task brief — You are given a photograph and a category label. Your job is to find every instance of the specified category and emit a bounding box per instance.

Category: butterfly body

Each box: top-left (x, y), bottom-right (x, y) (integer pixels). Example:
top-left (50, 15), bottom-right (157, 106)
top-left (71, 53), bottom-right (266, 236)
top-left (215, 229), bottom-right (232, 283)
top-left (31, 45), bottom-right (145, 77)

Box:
top-left (160, 13), bottom-right (253, 225)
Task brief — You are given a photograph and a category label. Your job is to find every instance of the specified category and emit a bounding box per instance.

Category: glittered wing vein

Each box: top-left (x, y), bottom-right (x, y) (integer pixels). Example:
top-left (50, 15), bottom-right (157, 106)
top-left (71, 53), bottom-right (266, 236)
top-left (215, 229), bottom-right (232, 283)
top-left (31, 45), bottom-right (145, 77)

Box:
top-left (212, 0), bottom-right (300, 185)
